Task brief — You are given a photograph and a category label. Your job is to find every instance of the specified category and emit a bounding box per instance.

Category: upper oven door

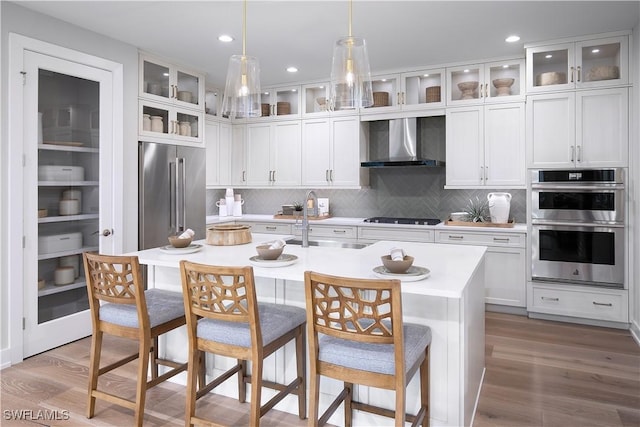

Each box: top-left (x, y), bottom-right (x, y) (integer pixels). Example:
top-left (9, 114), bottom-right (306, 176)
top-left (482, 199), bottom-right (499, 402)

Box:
top-left (531, 222), bottom-right (625, 287)
top-left (531, 185), bottom-right (625, 223)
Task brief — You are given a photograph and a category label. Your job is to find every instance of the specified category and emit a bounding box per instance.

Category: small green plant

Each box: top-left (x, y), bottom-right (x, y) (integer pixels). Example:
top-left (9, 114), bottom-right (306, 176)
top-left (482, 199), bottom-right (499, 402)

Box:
top-left (293, 201), bottom-right (304, 211)
top-left (464, 196), bottom-right (489, 223)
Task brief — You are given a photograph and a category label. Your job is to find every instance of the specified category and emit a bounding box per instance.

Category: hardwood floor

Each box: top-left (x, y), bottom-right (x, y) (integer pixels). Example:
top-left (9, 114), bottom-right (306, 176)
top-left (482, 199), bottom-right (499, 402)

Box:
top-left (1, 312), bottom-right (638, 426)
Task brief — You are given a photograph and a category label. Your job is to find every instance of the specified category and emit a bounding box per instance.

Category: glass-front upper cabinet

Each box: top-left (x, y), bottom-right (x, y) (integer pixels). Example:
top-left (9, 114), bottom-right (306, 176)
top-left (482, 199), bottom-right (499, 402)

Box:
top-left (139, 53), bottom-right (205, 110)
top-left (526, 35), bottom-right (628, 93)
top-left (139, 99), bottom-right (203, 145)
top-left (302, 82), bottom-right (330, 117)
top-left (360, 73), bottom-right (400, 114)
top-left (447, 59), bottom-right (524, 105)
top-left (401, 68), bottom-right (445, 110)
top-left (259, 85), bottom-right (301, 119)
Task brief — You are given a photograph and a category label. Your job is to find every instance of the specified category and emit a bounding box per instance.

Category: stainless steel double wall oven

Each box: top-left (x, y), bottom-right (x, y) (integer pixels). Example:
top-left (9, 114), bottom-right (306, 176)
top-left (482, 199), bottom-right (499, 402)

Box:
top-left (530, 169), bottom-right (626, 288)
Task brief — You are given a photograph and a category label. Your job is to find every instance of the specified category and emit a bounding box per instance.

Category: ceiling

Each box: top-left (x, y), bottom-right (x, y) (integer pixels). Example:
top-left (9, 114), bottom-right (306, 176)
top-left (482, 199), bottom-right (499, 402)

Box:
top-left (14, 1), bottom-right (640, 89)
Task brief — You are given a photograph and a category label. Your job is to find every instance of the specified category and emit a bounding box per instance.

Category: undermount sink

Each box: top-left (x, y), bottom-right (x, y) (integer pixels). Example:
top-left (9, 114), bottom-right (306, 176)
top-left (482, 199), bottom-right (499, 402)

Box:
top-left (286, 239), bottom-right (368, 249)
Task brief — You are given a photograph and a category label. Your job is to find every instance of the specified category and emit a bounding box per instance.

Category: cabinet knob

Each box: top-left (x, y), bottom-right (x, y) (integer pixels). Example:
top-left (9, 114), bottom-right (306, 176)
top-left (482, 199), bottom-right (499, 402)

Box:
top-left (102, 229), bottom-right (112, 237)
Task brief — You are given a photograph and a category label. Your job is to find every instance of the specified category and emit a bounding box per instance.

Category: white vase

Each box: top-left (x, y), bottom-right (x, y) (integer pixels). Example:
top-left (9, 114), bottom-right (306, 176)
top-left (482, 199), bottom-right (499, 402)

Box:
top-left (487, 192), bottom-right (511, 223)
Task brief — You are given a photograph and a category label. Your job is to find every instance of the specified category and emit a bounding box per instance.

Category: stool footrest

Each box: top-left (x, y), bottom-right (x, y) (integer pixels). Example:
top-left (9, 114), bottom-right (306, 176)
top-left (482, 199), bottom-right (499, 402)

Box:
top-left (91, 389), bottom-right (137, 410)
top-left (259, 377), bottom-right (302, 416)
top-left (318, 386), bottom-right (350, 426)
top-left (352, 401), bottom-right (421, 425)
top-left (196, 363), bottom-right (242, 400)
top-left (147, 362), bottom-right (187, 388)
top-left (97, 352), bottom-right (139, 376)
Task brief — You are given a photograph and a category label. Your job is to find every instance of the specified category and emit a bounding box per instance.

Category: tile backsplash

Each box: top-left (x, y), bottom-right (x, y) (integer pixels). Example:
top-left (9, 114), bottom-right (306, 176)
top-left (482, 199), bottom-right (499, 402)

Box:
top-left (207, 168), bottom-right (526, 223)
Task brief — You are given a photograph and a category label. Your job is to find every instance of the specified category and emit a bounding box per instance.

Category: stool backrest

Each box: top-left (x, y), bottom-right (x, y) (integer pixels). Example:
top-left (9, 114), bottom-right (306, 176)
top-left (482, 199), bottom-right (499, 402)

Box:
top-left (179, 261), bottom-right (261, 343)
top-left (83, 252), bottom-right (149, 330)
top-left (304, 270), bottom-right (404, 347)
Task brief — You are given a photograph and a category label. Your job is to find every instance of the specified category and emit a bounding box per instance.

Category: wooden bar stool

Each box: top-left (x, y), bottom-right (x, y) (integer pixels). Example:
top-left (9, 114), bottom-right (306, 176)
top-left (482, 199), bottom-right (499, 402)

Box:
top-left (304, 271), bottom-right (431, 427)
top-left (83, 252), bottom-right (188, 427)
top-left (179, 260), bottom-right (307, 426)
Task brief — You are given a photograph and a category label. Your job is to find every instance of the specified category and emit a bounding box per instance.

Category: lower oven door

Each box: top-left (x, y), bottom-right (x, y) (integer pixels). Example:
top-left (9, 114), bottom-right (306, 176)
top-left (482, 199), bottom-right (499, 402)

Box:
top-left (531, 221), bottom-right (624, 287)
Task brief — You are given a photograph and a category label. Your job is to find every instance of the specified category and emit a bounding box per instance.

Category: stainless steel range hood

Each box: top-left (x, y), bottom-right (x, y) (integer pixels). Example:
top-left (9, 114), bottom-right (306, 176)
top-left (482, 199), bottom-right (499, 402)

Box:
top-left (361, 117), bottom-right (445, 167)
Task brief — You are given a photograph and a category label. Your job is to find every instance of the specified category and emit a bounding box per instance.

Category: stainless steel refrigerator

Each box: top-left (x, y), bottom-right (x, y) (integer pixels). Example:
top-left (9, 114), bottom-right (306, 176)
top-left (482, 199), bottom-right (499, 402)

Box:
top-left (139, 142), bottom-right (206, 249)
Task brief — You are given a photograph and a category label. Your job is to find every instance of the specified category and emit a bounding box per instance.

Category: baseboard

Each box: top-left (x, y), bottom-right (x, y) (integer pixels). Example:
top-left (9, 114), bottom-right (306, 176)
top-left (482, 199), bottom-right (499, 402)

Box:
top-left (528, 312), bottom-right (630, 330)
top-left (485, 304), bottom-right (528, 316)
top-left (0, 348), bottom-right (12, 370)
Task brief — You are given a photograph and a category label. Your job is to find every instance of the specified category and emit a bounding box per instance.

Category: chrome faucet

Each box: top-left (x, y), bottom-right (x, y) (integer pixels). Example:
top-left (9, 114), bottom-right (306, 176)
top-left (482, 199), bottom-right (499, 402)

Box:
top-left (300, 190), bottom-right (318, 248)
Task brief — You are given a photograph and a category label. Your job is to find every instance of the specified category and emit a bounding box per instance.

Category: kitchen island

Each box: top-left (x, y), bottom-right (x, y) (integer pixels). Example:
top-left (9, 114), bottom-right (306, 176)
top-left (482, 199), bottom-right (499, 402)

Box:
top-left (132, 234), bottom-right (486, 427)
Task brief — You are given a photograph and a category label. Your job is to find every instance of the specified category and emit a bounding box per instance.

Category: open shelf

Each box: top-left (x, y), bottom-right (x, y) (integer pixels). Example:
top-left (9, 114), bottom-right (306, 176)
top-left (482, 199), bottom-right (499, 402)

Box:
top-left (38, 213), bottom-right (98, 223)
top-left (38, 246), bottom-right (98, 261)
top-left (39, 279), bottom-right (86, 297)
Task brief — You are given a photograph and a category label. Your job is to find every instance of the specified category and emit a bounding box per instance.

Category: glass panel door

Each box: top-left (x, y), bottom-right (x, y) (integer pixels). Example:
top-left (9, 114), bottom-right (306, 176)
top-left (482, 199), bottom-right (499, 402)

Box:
top-left (24, 50), bottom-right (114, 357)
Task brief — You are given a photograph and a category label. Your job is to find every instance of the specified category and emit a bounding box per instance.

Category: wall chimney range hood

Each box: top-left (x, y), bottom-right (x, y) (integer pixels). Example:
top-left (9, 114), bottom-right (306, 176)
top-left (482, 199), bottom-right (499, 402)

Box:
top-left (361, 118), bottom-right (445, 168)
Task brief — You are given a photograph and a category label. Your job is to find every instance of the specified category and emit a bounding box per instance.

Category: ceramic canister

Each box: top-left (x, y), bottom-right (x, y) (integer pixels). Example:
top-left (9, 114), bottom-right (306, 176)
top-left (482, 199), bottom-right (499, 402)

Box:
top-left (150, 116), bottom-right (163, 133)
top-left (487, 192), bottom-right (512, 223)
top-left (59, 254), bottom-right (80, 278)
top-left (54, 266), bottom-right (75, 285)
top-left (62, 189), bottom-right (82, 210)
top-left (59, 198), bottom-right (80, 215)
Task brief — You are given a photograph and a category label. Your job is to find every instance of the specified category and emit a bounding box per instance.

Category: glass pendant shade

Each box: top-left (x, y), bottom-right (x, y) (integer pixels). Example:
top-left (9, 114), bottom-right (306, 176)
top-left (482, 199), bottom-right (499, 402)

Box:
top-left (221, 54), bottom-right (261, 119)
top-left (329, 36), bottom-right (373, 110)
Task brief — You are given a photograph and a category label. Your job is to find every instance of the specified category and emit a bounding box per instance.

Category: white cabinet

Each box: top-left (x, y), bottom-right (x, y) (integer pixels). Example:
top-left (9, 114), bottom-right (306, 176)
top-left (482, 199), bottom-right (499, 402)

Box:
top-left (526, 34), bottom-right (629, 93)
top-left (357, 226), bottom-right (435, 244)
top-left (436, 229), bottom-right (526, 307)
top-left (138, 53), bottom-right (205, 145)
top-left (446, 102), bottom-right (525, 188)
top-left (259, 85), bottom-right (301, 119)
top-left (235, 221), bottom-right (293, 235)
top-left (301, 116), bottom-right (367, 187)
top-left (293, 224), bottom-right (358, 242)
top-left (527, 88), bottom-right (628, 168)
top-left (205, 117), bottom-right (232, 187)
top-left (246, 121), bottom-right (301, 186)
top-left (231, 125), bottom-right (247, 186)
top-left (446, 59), bottom-right (524, 106)
top-left (528, 282), bottom-right (628, 323)
top-left (139, 53), bottom-right (205, 109)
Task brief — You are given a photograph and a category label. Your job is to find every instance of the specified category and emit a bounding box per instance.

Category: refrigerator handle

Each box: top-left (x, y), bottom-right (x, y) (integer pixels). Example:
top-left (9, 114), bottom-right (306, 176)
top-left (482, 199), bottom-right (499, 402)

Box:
top-left (169, 160), bottom-right (176, 231)
top-left (177, 157), bottom-right (186, 232)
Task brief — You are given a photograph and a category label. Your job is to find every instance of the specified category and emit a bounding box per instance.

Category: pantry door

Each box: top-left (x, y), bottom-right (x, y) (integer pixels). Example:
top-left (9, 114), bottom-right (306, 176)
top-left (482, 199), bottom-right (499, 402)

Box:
top-left (22, 50), bottom-right (116, 357)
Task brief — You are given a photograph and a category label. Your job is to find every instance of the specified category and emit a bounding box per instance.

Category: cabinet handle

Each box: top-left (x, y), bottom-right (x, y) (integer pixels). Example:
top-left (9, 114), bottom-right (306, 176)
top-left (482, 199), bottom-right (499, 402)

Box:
top-left (448, 235), bottom-right (464, 240)
top-left (570, 146), bottom-right (575, 162)
top-left (593, 301), bottom-right (613, 307)
top-left (396, 92), bottom-right (401, 105)
top-left (485, 165), bottom-right (488, 181)
top-left (493, 237), bottom-right (510, 243)
top-left (272, 170), bottom-right (276, 182)
top-left (576, 145), bottom-right (581, 162)
top-left (485, 83), bottom-right (488, 98)
top-left (541, 296), bottom-right (559, 302)
top-left (326, 169), bottom-right (330, 182)
top-left (242, 170), bottom-right (246, 182)
top-left (570, 66), bottom-right (575, 83)
top-left (333, 229), bottom-right (346, 234)
top-left (577, 66), bottom-right (581, 82)
top-left (330, 169), bottom-right (334, 181)
top-left (266, 226), bottom-right (277, 231)
top-left (480, 166), bottom-right (484, 181)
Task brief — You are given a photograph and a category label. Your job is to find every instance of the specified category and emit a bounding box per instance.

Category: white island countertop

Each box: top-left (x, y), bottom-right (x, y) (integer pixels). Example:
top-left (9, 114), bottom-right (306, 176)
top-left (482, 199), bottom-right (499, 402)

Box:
top-left (134, 233), bottom-right (487, 299)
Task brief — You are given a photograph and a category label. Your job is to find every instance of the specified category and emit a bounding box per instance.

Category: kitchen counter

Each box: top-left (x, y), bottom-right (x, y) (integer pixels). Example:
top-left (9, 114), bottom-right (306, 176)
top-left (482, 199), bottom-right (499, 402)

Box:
top-left (130, 234), bottom-right (486, 426)
top-left (206, 213), bottom-right (527, 233)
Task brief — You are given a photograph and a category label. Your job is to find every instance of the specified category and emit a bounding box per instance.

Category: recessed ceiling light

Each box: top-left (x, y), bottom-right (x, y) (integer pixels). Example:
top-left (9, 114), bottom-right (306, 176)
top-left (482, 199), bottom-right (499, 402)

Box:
top-left (592, 48), bottom-right (600, 53)
top-left (463, 69), bottom-right (470, 73)
top-left (423, 74), bottom-right (430, 77)
top-left (218, 35), bottom-right (233, 42)
top-left (163, 72), bottom-right (169, 77)
top-left (319, 86), bottom-right (324, 89)
top-left (291, 89), bottom-right (297, 92)
top-left (286, 66), bottom-right (298, 73)
top-left (505, 35), bottom-right (520, 43)
top-left (545, 54), bottom-right (553, 59)
top-left (502, 64), bottom-right (509, 69)
top-left (263, 91), bottom-right (270, 95)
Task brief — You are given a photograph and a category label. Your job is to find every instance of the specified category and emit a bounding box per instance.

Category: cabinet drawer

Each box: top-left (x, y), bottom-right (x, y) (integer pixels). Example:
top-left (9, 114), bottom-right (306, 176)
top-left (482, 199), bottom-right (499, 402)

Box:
top-left (435, 230), bottom-right (524, 247)
top-left (306, 225), bottom-right (357, 239)
top-left (238, 222), bottom-right (292, 234)
top-left (358, 226), bottom-right (435, 243)
top-left (528, 283), bottom-right (628, 322)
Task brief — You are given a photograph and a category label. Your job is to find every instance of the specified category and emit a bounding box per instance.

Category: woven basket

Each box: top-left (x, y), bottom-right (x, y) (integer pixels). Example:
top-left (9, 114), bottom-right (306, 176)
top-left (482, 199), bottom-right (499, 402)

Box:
top-left (372, 92), bottom-right (389, 107)
top-left (426, 86), bottom-right (441, 103)
top-left (277, 102), bottom-right (291, 115)
top-left (261, 103), bottom-right (270, 117)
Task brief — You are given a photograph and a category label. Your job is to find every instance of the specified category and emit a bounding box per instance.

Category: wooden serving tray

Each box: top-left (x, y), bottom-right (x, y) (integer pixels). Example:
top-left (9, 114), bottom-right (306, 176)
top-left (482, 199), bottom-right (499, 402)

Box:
top-left (445, 219), bottom-right (515, 228)
top-left (273, 214), bottom-right (332, 220)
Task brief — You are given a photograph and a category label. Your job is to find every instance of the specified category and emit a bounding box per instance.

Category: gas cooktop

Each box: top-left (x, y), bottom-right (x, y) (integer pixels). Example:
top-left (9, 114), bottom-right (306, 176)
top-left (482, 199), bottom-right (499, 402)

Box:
top-left (363, 217), bottom-right (442, 226)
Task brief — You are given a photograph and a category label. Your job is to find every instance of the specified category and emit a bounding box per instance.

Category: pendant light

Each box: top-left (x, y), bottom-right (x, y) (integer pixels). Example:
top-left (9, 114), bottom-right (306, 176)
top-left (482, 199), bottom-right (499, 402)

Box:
top-left (329, 0), bottom-right (373, 110)
top-left (221, 0), bottom-right (261, 119)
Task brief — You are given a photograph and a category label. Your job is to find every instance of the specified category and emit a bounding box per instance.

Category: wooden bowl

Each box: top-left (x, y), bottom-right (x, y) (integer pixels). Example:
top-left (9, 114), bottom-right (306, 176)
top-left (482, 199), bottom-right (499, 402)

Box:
top-left (206, 224), bottom-right (252, 246)
top-left (168, 235), bottom-right (192, 248)
top-left (381, 255), bottom-right (414, 274)
top-left (256, 244), bottom-right (284, 260)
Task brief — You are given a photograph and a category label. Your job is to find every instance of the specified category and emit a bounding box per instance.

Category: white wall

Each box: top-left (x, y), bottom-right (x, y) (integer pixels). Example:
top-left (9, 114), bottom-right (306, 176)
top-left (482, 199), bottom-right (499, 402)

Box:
top-left (631, 22), bottom-right (640, 344)
top-left (0, 2), bottom-right (139, 365)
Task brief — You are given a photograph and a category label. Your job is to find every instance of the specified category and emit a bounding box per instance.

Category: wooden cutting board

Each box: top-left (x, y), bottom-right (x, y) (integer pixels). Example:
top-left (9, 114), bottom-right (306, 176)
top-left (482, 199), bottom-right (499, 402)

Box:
top-left (445, 219), bottom-right (515, 228)
top-left (273, 214), bottom-right (332, 220)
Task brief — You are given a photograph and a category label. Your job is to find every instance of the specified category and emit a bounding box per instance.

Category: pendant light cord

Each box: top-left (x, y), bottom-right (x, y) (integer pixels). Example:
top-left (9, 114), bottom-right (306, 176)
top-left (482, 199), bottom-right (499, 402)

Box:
top-left (242, 0), bottom-right (247, 57)
top-left (348, 0), bottom-right (352, 37)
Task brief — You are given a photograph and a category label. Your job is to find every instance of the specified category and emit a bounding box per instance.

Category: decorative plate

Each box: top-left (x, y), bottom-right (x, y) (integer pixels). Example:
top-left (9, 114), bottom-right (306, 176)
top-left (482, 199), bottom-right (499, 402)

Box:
top-left (158, 244), bottom-right (203, 254)
top-left (372, 265), bottom-right (430, 281)
top-left (249, 254), bottom-right (298, 268)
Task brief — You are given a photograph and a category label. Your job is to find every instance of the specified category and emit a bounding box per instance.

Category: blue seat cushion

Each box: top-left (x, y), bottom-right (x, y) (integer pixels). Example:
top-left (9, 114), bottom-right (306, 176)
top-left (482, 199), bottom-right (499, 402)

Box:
top-left (196, 302), bottom-right (306, 347)
top-left (99, 289), bottom-right (185, 329)
top-left (318, 323), bottom-right (431, 375)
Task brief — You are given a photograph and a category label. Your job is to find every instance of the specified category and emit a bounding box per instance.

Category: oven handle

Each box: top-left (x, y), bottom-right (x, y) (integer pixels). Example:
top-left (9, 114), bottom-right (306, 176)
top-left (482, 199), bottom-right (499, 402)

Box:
top-left (531, 220), bottom-right (624, 228)
top-left (531, 184), bottom-right (625, 190)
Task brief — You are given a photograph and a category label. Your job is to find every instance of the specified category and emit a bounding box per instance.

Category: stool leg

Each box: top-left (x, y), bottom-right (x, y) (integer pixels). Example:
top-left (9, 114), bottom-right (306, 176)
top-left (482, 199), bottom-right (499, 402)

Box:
top-left (250, 359), bottom-right (263, 426)
top-left (197, 350), bottom-right (206, 391)
top-left (395, 381), bottom-right (405, 427)
top-left (134, 336), bottom-right (151, 427)
top-left (309, 365), bottom-right (320, 427)
top-left (86, 330), bottom-right (103, 418)
top-left (151, 336), bottom-right (159, 380)
top-left (185, 345), bottom-right (200, 427)
top-left (344, 382), bottom-right (353, 427)
top-left (237, 359), bottom-right (247, 403)
top-left (296, 327), bottom-right (307, 419)
top-left (420, 347), bottom-right (430, 427)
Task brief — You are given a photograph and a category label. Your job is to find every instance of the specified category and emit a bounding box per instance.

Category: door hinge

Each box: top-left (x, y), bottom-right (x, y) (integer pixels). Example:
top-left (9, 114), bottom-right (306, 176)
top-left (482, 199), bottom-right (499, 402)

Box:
top-left (20, 71), bottom-right (26, 85)
top-left (23, 154), bottom-right (26, 167)
top-left (22, 236), bottom-right (26, 248)
top-left (23, 317), bottom-right (26, 330)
